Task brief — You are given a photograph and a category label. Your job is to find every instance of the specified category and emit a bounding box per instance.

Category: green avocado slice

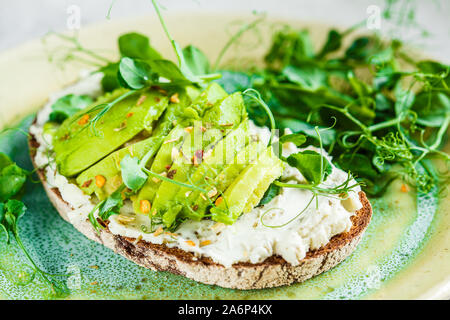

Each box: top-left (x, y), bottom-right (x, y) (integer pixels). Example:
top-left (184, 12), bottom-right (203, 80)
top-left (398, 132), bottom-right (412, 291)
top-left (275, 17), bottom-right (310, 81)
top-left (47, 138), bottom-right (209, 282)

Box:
top-left (76, 88), bottom-right (199, 200)
top-left (210, 147), bottom-right (284, 225)
top-left (155, 92), bottom-right (249, 227)
top-left (183, 139), bottom-right (266, 220)
top-left (131, 84), bottom-right (229, 215)
top-left (164, 121), bottom-right (250, 223)
top-left (53, 88), bottom-right (168, 177)
top-left (130, 125), bottom-right (186, 214)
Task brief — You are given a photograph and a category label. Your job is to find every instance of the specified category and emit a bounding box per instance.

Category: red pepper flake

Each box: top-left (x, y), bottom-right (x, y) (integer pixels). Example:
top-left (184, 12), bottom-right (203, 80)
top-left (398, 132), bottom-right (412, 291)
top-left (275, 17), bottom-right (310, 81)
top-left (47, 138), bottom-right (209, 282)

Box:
top-left (155, 97), bottom-right (161, 103)
top-left (215, 197), bottom-right (224, 206)
top-left (78, 114), bottom-right (90, 126)
top-left (400, 184), bottom-right (409, 193)
top-left (192, 204), bottom-right (199, 211)
top-left (82, 180), bottom-right (93, 188)
top-left (167, 169), bottom-right (177, 179)
top-left (193, 150), bottom-right (203, 166)
top-left (165, 164), bottom-right (172, 171)
top-left (126, 112), bottom-right (134, 118)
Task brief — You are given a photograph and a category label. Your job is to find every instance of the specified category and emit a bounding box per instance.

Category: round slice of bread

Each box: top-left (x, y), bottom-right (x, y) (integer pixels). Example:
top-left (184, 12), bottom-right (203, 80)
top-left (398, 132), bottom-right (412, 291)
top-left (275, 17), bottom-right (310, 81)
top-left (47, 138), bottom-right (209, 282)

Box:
top-left (29, 132), bottom-right (372, 290)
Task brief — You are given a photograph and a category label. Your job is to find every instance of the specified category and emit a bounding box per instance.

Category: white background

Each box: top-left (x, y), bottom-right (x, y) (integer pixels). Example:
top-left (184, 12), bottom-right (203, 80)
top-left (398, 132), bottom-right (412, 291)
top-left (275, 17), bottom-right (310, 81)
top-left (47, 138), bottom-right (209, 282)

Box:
top-left (0, 0), bottom-right (449, 61)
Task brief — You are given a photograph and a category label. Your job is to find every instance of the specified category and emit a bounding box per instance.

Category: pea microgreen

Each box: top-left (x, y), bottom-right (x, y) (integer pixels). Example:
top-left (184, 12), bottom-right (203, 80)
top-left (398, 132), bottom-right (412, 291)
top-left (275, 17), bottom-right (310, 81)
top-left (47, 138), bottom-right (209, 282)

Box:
top-left (49, 94), bottom-right (94, 123)
top-left (0, 152), bottom-right (69, 297)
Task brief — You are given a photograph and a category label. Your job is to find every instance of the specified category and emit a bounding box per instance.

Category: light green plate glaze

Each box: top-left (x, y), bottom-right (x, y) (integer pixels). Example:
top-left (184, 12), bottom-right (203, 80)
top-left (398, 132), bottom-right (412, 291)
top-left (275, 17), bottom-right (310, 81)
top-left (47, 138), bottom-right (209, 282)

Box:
top-left (0, 13), bottom-right (448, 300)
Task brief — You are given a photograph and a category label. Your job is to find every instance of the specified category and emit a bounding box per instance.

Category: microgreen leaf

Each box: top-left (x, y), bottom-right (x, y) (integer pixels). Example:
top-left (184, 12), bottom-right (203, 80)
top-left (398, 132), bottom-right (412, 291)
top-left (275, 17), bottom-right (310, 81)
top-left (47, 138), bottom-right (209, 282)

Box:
top-left (282, 65), bottom-right (328, 92)
top-left (258, 183), bottom-right (281, 206)
top-left (118, 57), bottom-right (156, 90)
top-left (279, 133), bottom-right (307, 147)
top-left (0, 199), bottom-right (70, 298)
top-left (120, 155), bottom-right (148, 192)
top-left (98, 187), bottom-right (125, 220)
top-left (287, 150), bottom-right (333, 185)
top-left (149, 59), bottom-right (188, 82)
top-left (182, 45), bottom-right (211, 76)
top-left (99, 62), bottom-right (120, 92)
top-left (49, 94), bottom-right (94, 123)
top-left (0, 154), bottom-right (28, 203)
top-left (0, 153), bottom-right (13, 170)
top-left (317, 29), bottom-right (342, 58)
top-left (118, 32), bottom-right (162, 60)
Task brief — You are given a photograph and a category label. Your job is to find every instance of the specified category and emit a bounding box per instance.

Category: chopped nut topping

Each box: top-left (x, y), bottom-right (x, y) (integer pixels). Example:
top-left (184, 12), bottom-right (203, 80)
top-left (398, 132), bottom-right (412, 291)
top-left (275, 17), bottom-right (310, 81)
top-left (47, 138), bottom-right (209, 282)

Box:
top-left (185, 240), bottom-right (196, 247)
top-left (78, 114), bottom-right (90, 126)
top-left (170, 92), bottom-right (180, 104)
top-left (152, 177), bottom-right (160, 184)
top-left (137, 95), bottom-right (147, 106)
top-left (140, 200), bottom-right (151, 214)
top-left (163, 137), bottom-right (180, 144)
top-left (117, 215), bottom-right (136, 224)
top-left (207, 188), bottom-right (218, 198)
top-left (199, 240), bottom-right (211, 247)
top-left (165, 232), bottom-right (178, 238)
top-left (95, 175), bottom-right (106, 188)
top-left (211, 222), bottom-right (225, 232)
top-left (153, 226), bottom-right (163, 236)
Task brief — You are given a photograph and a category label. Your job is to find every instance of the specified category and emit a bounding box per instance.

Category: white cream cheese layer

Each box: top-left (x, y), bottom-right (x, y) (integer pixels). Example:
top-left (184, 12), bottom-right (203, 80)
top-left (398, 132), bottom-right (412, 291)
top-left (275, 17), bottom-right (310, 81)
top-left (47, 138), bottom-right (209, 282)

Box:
top-left (31, 73), bottom-right (362, 268)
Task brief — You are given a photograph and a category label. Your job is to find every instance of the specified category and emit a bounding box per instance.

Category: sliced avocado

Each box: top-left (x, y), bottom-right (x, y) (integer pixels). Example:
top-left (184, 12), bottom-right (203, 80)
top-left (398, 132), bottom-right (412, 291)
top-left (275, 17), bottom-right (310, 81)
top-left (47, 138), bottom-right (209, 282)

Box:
top-left (154, 93), bottom-right (248, 227)
top-left (76, 88), bottom-right (197, 200)
top-left (53, 88), bottom-right (168, 177)
top-left (211, 147), bottom-right (284, 225)
top-left (164, 121), bottom-right (250, 223)
top-left (131, 125), bottom-right (186, 214)
top-left (203, 92), bottom-right (247, 128)
top-left (76, 135), bottom-right (163, 199)
top-left (183, 82), bottom-right (227, 119)
top-left (184, 139), bottom-right (266, 219)
top-left (132, 84), bottom-right (228, 215)
top-left (153, 125), bottom-right (219, 226)
top-left (243, 160), bottom-right (285, 213)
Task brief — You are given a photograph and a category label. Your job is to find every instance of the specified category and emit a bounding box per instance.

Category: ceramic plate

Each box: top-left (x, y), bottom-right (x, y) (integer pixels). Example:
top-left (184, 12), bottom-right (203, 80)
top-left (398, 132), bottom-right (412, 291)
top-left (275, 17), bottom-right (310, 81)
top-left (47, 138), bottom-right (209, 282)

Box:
top-left (0, 11), bottom-right (449, 300)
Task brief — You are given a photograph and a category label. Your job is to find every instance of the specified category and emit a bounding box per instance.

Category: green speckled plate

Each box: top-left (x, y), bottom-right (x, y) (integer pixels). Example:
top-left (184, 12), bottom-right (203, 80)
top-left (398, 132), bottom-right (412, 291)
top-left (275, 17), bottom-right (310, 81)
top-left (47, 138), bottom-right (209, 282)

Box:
top-left (0, 13), bottom-right (449, 300)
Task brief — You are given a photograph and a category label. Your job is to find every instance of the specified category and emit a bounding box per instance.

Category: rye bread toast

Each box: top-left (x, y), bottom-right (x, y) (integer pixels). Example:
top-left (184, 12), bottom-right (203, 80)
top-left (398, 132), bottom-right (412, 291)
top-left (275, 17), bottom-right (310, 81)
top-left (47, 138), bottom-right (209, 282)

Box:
top-left (29, 132), bottom-right (372, 290)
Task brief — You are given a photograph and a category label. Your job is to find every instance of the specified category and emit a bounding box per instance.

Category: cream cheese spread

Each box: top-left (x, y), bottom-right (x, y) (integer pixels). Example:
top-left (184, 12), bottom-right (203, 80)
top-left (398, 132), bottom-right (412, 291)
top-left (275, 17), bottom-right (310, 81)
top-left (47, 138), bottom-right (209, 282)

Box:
top-left (30, 73), bottom-right (363, 268)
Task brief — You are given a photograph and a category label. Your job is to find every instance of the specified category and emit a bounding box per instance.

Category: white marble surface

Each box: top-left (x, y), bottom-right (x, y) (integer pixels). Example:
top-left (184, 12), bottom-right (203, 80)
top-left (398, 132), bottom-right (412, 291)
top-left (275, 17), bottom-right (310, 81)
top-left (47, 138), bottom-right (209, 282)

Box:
top-left (1, 0), bottom-right (449, 61)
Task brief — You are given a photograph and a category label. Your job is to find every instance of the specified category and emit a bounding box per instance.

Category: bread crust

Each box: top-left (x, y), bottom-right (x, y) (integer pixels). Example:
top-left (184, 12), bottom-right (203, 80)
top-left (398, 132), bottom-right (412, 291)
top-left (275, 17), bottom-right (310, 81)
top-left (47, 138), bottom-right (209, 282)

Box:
top-left (29, 132), bottom-right (372, 290)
